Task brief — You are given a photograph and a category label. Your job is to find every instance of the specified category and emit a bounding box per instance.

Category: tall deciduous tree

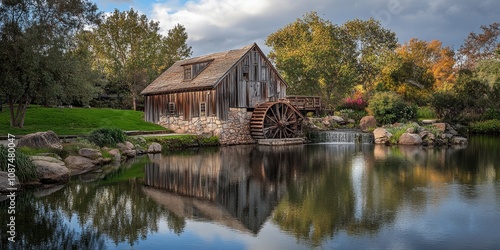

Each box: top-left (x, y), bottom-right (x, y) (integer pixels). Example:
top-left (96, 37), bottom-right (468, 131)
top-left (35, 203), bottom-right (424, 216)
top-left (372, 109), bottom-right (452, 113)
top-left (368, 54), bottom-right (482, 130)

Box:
top-left (459, 22), bottom-right (500, 69)
top-left (379, 38), bottom-right (455, 103)
top-left (266, 12), bottom-right (358, 108)
top-left (0, 0), bottom-right (100, 127)
top-left (81, 9), bottom-right (192, 110)
top-left (342, 18), bottom-right (398, 91)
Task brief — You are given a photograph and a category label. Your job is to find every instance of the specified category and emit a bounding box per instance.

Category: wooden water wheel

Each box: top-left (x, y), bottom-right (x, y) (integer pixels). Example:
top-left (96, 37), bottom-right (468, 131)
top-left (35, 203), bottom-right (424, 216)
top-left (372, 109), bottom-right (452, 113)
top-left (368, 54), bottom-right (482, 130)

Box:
top-left (250, 101), bottom-right (304, 139)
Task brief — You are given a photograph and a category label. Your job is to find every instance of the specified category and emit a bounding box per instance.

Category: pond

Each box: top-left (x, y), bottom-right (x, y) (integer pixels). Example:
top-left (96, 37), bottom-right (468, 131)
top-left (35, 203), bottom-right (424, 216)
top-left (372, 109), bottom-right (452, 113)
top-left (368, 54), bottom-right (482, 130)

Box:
top-left (1, 136), bottom-right (500, 249)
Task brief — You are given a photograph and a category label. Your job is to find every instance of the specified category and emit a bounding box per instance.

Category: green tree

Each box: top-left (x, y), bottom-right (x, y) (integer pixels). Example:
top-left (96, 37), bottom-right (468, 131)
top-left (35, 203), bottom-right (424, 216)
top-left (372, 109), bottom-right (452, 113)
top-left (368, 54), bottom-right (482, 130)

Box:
top-left (342, 18), bottom-right (397, 91)
top-left (81, 9), bottom-right (192, 110)
top-left (0, 0), bottom-right (100, 127)
top-left (266, 12), bottom-right (358, 108)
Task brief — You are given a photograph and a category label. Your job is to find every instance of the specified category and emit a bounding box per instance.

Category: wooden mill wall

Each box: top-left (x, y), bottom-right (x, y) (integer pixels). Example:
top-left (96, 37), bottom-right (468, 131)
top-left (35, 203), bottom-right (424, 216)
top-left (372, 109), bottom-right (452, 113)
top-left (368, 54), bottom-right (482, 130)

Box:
top-left (144, 90), bottom-right (216, 123)
top-left (144, 47), bottom-right (287, 123)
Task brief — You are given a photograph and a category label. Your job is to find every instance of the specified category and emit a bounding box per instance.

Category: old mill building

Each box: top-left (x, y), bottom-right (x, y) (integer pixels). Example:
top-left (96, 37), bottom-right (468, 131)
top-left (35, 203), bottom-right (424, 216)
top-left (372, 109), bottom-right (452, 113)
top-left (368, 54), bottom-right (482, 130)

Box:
top-left (141, 43), bottom-right (317, 145)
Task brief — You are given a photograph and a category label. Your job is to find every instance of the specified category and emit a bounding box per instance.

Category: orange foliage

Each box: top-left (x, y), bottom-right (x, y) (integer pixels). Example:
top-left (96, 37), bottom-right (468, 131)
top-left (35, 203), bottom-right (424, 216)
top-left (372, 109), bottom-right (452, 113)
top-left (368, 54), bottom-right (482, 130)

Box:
top-left (397, 38), bottom-right (456, 90)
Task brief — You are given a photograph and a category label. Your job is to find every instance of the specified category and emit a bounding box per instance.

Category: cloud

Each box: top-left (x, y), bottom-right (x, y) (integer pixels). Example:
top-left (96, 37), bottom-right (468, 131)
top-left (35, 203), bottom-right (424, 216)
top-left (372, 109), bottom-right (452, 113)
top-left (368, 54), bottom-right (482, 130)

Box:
top-left (150, 0), bottom-right (500, 56)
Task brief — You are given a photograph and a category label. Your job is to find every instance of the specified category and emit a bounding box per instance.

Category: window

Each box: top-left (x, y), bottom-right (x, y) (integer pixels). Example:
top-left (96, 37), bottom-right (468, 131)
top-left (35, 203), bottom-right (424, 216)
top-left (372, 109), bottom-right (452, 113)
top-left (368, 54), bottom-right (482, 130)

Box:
top-left (199, 102), bottom-right (207, 117)
top-left (168, 102), bottom-right (176, 116)
top-left (183, 66), bottom-right (192, 80)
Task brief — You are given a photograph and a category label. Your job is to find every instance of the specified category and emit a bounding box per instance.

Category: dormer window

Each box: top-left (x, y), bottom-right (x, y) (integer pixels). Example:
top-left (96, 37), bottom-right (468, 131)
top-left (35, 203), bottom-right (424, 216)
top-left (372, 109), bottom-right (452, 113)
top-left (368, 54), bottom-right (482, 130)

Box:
top-left (184, 66), bottom-right (192, 80)
top-left (182, 59), bottom-right (213, 81)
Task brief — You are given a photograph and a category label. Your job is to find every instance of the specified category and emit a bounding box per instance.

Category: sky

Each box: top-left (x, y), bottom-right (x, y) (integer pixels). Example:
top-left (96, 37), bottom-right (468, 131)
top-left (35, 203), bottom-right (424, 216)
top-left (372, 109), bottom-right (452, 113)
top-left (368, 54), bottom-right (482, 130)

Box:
top-left (93, 0), bottom-right (500, 57)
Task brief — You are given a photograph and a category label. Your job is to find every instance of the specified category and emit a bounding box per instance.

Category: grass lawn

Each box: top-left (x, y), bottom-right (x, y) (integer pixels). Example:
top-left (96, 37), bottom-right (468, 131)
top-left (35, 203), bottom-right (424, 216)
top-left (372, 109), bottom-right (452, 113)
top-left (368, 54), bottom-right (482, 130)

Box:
top-left (0, 105), bottom-right (166, 136)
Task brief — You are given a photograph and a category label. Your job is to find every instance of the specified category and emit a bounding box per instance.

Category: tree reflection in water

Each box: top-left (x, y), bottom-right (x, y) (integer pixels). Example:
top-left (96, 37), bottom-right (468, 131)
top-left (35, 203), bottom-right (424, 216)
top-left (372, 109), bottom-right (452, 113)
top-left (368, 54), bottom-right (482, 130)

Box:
top-left (0, 156), bottom-right (183, 249)
top-left (2, 136), bottom-right (499, 249)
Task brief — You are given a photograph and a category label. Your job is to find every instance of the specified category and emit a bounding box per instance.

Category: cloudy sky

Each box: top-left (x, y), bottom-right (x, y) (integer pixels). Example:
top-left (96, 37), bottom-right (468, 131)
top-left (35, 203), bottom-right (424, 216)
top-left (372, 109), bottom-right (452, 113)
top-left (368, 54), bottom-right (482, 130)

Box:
top-left (93, 0), bottom-right (499, 57)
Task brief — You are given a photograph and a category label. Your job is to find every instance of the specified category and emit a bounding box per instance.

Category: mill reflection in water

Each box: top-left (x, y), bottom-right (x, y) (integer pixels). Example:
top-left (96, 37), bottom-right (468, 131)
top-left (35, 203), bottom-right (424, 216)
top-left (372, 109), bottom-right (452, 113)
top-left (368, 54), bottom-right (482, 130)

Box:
top-left (143, 145), bottom-right (303, 234)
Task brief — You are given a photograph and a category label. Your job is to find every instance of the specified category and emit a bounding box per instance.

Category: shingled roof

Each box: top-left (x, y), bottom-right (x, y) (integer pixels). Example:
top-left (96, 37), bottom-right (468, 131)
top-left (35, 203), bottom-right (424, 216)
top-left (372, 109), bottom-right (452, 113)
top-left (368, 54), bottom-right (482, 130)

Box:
top-left (141, 43), bottom-right (257, 95)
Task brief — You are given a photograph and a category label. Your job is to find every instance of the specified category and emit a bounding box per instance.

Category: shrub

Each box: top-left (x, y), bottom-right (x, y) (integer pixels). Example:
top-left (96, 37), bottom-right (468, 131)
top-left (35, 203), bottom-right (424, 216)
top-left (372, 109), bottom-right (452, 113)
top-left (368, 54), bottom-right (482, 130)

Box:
top-left (482, 108), bottom-right (500, 120)
top-left (368, 91), bottom-right (417, 125)
top-left (340, 97), bottom-right (368, 111)
top-left (469, 119), bottom-right (500, 135)
top-left (0, 145), bottom-right (38, 182)
top-left (417, 106), bottom-right (436, 119)
top-left (87, 127), bottom-right (126, 147)
top-left (429, 91), bottom-right (466, 123)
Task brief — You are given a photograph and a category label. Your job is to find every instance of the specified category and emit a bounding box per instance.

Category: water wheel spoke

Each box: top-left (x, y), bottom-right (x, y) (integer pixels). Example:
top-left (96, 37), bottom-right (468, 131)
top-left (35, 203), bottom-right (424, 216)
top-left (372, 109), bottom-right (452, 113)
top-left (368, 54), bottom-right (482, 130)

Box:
top-left (251, 101), bottom-right (303, 139)
top-left (269, 105), bottom-right (279, 122)
top-left (282, 105), bottom-right (289, 121)
top-left (285, 127), bottom-right (296, 135)
top-left (265, 114), bottom-right (279, 124)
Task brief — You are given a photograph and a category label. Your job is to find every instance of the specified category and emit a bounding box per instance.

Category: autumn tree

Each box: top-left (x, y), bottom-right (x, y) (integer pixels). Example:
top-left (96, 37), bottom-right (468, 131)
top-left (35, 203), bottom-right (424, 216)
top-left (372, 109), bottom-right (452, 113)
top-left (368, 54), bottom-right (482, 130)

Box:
top-left (266, 12), bottom-right (358, 108)
top-left (342, 18), bottom-right (398, 91)
top-left (0, 0), bottom-right (100, 127)
top-left (379, 38), bottom-right (455, 103)
top-left (459, 22), bottom-right (500, 69)
top-left (80, 9), bottom-right (192, 110)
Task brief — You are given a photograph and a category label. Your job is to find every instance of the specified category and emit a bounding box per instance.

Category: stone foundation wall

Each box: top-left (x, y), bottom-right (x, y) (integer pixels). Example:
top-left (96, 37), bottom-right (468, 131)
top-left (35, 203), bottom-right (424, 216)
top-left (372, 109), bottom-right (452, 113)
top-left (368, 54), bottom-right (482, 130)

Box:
top-left (158, 108), bottom-right (256, 145)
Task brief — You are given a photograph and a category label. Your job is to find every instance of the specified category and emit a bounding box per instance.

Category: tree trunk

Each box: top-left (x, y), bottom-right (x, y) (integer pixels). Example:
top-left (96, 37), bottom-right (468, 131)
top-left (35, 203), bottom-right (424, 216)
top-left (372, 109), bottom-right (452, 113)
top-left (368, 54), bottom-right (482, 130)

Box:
top-left (132, 93), bottom-right (136, 111)
top-left (8, 98), bottom-right (29, 128)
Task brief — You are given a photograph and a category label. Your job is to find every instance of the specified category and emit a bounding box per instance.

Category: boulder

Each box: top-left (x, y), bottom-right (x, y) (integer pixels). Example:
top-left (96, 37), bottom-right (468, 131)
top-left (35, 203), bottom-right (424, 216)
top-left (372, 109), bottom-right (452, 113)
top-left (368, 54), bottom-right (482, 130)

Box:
top-left (405, 127), bottom-right (416, 134)
top-left (125, 141), bottom-right (135, 149)
top-left (330, 116), bottom-right (345, 123)
top-left (419, 131), bottom-right (436, 141)
top-left (433, 123), bottom-right (447, 133)
top-left (78, 148), bottom-right (102, 160)
top-left (359, 116), bottom-right (377, 132)
top-left (64, 155), bottom-right (98, 176)
top-left (31, 156), bottom-right (69, 183)
top-left (122, 150), bottom-right (137, 158)
top-left (445, 124), bottom-right (459, 136)
top-left (107, 148), bottom-right (122, 162)
top-left (452, 137), bottom-right (468, 145)
top-left (373, 128), bottom-right (392, 144)
top-left (117, 142), bottom-right (132, 152)
top-left (16, 131), bottom-right (62, 150)
top-left (0, 171), bottom-right (20, 193)
top-left (147, 142), bottom-right (162, 153)
top-left (398, 132), bottom-right (423, 145)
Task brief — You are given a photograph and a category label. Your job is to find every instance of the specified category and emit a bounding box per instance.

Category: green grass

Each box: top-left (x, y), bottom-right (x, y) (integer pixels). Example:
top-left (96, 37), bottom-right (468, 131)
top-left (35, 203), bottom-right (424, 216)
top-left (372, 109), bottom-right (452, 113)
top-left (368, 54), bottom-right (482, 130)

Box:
top-left (0, 106), bottom-right (167, 136)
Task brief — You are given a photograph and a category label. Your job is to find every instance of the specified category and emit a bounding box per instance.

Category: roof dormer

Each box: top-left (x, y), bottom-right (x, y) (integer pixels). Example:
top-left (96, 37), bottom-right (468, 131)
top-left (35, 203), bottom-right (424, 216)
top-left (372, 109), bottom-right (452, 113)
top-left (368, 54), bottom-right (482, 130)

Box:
top-left (182, 59), bottom-right (213, 81)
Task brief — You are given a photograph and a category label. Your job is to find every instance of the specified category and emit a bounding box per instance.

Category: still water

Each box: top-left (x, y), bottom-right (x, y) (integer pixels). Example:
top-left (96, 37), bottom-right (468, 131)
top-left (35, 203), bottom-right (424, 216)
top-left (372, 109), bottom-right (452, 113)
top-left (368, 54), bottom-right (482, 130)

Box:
top-left (1, 136), bottom-right (500, 249)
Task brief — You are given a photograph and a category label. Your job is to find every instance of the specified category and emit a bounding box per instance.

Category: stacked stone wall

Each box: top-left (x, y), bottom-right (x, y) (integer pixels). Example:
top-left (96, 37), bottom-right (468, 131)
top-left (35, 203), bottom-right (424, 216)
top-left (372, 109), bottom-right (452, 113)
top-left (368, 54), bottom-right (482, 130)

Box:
top-left (158, 108), bottom-right (256, 145)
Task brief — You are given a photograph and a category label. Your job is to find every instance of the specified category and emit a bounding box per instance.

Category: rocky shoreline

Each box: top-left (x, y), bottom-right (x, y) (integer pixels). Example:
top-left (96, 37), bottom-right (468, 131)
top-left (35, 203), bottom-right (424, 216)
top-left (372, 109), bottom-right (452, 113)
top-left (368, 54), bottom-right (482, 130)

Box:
top-left (0, 131), bottom-right (163, 192)
top-left (304, 115), bottom-right (468, 146)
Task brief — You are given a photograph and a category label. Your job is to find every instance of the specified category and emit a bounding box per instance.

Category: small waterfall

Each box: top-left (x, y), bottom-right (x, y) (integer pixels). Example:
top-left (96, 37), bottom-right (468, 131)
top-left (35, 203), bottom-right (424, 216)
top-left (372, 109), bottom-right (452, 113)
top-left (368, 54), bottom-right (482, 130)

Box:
top-left (308, 130), bottom-right (374, 144)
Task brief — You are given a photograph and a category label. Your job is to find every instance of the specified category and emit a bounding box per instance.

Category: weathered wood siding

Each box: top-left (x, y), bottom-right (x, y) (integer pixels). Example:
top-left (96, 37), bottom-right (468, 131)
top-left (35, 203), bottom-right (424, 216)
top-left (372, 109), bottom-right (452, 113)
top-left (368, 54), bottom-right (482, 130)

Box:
top-left (144, 90), bottom-right (216, 123)
top-left (144, 47), bottom-right (287, 122)
top-left (214, 47), bottom-right (287, 120)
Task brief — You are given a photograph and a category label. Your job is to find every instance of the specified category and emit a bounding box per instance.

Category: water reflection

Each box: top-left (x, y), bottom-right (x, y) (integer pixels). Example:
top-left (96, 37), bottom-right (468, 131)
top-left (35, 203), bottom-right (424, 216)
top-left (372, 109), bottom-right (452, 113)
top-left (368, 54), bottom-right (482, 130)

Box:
top-left (143, 146), bottom-right (300, 234)
top-left (1, 137), bottom-right (499, 249)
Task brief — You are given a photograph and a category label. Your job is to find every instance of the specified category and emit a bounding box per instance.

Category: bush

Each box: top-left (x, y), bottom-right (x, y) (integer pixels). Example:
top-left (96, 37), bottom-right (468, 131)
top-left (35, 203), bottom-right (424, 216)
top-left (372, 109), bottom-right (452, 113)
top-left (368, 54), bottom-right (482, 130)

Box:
top-left (469, 119), bottom-right (500, 135)
top-left (368, 91), bottom-right (417, 125)
top-left (429, 91), bottom-right (466, 123)
top-left (0, 145), bottom-right (38, 182)
top-left (87, 127), bottom-right (126, 147)
top-left (340, 97), bottom-right (368, 111)
top-left (417, 106), bottom-right (436, 119)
